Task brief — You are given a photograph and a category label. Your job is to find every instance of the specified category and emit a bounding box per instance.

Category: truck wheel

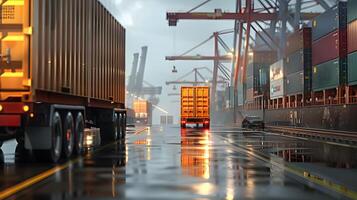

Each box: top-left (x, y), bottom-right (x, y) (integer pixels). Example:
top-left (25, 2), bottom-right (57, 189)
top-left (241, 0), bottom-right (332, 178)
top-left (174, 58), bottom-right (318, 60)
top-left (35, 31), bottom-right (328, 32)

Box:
top-left (34, 111), bottom-right (63, 163)
top-left (204, 123), bottom-right (210, 129)
top-left (121, 114), bottom-right (126, 139)
top-left (113, 113), bottom-right (119, 141)
top-left (74, 112), bottom-right (84, 155)
top-left (62, 112), bottom-right (75, 158)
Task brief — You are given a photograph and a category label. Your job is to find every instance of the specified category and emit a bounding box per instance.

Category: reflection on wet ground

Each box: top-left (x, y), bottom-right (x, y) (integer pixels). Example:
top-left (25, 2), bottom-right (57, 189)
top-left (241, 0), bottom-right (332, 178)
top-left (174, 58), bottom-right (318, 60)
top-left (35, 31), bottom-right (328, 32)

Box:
top-left (0, 126), bottom-right (337, 199)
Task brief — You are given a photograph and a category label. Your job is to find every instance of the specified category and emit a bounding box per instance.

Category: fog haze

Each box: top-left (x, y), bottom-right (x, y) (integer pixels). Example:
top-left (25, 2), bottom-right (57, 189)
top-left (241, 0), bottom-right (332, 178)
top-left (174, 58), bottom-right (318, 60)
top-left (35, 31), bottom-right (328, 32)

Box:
top-left (100, 0), bottom-right (236, 124)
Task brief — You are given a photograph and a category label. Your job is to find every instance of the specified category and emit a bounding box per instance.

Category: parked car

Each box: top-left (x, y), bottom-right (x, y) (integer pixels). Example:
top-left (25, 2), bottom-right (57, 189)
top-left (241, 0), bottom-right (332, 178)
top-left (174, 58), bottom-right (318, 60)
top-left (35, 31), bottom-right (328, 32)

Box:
top-left (242, 116), bottom-right (264, 129)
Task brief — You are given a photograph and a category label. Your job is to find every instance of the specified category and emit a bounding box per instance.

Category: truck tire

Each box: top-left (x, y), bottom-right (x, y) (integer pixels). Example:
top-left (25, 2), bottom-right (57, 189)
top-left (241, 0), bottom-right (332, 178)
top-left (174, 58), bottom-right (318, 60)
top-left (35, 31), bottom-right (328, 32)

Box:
top-left (74, 112), bottom-right (84, 155)
top-left (62, 112), bottom-right (75, 158)
top-left (113, 113), bottom-right (119, 141)
top-left (34, 111), bottom-right (63, 163)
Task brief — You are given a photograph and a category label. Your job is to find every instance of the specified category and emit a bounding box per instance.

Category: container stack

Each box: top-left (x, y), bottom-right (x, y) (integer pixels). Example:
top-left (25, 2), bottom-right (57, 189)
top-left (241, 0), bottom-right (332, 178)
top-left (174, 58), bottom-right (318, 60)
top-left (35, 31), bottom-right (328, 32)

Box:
top-left (245, 63), bottom-right (254, 104)
top-left (245, 51), bottom-right (277, 105)
top-left (311, 1), bottom-right (348, 91)
top-left (269, 59), bottom-right (285, 100)
top-left (348, 0), bottom-right (357, 86)
top-left (285, 28), bottom-right (312, 99)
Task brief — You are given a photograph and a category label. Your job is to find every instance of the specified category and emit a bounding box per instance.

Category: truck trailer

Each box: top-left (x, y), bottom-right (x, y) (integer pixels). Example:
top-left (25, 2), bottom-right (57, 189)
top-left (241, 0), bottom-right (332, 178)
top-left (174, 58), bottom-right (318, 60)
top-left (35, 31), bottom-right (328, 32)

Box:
top-left (181, 86), bottom-right (210, 129)
top-left (0, 0), bottom-right (126, 163)
top-left (133, 99), bottom-right (152, 125)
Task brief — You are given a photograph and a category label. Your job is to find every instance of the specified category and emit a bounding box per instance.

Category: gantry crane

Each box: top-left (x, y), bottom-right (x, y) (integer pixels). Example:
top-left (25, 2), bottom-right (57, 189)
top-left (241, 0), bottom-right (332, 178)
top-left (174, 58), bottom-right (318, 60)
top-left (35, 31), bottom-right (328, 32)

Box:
top-left (166, 0), bottom-right (331, 122)
top-left (166, 30), bottom-right (234, 109)
top-left (166, 67), bottom-right (229, 97)
top-left (127, 46), bottom-right (162, 105)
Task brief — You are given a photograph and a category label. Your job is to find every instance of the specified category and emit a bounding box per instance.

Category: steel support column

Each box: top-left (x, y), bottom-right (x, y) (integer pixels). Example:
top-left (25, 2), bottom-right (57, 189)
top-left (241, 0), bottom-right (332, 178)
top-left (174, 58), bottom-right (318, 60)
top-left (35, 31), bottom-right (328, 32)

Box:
top-left (212, 32), bottom-right (219, 111)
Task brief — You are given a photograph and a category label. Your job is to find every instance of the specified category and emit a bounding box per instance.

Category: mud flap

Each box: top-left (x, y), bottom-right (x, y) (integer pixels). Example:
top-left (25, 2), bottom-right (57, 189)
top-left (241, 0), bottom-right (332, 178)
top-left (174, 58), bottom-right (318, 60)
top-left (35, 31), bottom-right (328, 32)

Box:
top-left (25, 127), bottom-right (52, 150)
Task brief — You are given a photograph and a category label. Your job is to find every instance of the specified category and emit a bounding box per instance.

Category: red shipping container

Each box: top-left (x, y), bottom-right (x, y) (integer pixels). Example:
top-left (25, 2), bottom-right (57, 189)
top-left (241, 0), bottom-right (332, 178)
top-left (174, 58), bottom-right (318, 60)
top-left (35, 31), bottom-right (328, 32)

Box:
top-left (348, 20), bottom-right (357, 54)
top-left (312, 30), bottom-right (339, 66)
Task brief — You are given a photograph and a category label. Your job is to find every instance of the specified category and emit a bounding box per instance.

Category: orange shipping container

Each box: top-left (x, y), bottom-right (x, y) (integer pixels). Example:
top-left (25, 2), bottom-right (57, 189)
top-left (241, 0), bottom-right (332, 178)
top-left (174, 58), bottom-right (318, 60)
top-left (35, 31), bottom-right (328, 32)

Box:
top-left (181, 86), bottom-right (210, 129)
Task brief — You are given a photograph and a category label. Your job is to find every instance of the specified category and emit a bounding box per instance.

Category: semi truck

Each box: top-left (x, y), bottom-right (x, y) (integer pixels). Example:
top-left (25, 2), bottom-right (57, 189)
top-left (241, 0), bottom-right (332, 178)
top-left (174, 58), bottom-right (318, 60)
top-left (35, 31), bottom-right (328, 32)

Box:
top-left (133, 99), bottom-right (152, 125)
top-left (0, 0), bottom-right (126, 163)
top-left (181, 86), bottom-right (210, 129)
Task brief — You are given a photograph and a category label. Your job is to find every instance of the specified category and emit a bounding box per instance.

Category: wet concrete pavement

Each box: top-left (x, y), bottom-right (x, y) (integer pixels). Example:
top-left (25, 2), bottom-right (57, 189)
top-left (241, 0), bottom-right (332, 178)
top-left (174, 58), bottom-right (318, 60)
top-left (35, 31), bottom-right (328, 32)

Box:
top-left (0, 126), bottom-right (347, 199)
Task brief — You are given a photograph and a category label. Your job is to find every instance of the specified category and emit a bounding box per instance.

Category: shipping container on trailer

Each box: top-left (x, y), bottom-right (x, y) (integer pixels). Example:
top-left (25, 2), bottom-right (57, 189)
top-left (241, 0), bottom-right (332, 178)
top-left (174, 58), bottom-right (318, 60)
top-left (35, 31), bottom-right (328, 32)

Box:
top-left (348, 0), bottom-right (357, 23)
top-left (181, 86), bottom-right (210, 129)
top-left (312, 59), bottom-right (340, 91)
top-left (348, 19), bottom-right (357, 54)
top-left (133, 100), bottom-right (152, 125)
top-left (348, 52), bottom-right (357, 86)
top-left (0, 0), bottom-right (126, 163)
top-left (311, 1), bottom-right (347, 41)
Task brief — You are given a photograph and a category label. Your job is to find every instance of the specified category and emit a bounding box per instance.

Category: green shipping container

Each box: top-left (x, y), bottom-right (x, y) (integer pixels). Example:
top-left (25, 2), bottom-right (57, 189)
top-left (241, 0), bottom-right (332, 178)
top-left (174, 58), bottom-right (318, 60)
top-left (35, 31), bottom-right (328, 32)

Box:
top-left (348, 52), bottom-right (357, 85)
top-left (348, 0), bottom-right (357, 22)
top-left (312, 59), bottom-right (340, 91)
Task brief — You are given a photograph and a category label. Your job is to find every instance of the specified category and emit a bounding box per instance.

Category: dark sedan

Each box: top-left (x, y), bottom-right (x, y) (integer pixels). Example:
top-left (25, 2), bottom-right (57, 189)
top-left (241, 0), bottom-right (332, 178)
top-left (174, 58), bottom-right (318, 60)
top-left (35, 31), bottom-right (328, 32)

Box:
top-left (242, 116), bottom-right (264, 129)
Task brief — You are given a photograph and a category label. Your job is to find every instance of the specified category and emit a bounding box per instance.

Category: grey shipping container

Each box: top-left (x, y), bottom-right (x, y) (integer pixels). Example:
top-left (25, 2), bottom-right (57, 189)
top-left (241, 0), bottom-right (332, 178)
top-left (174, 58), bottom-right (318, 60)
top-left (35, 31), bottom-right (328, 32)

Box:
top-left (312, 1), bottom-right (347, 41)
top-left (348, 51), bottom-right (357, 86)
top-left (246, 76), bottom-right (254, 89)
top-left (247, 63), bottom-right (254, 77)
top-left (312, 59), bottom-right (340, 91)
top-left (253, 63), bottom-right (270, 96)
top-left (286, 50), bottom-right (304, 74)
top-left (348, 0), bottom-right (357, 22)
top-left (285, 48), bottom-right (313, 94)
top-left (248, 51), bottom-right (277, 65)
top-left (286, 71), bottom-right (304, 95)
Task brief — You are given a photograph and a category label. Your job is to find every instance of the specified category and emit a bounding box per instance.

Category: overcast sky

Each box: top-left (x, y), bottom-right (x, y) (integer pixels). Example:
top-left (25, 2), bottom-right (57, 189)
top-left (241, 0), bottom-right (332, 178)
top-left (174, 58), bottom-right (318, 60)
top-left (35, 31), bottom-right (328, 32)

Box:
top-left (99, 0), bottom-right (238, 123)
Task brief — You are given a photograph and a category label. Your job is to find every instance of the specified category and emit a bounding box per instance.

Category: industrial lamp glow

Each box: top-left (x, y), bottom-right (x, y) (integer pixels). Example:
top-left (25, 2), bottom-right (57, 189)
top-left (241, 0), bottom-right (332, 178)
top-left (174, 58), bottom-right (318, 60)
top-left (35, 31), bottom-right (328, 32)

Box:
top-left (0, 104), bottom-right (3, 112)
top-left (23, 105), bottom-right (30, 112)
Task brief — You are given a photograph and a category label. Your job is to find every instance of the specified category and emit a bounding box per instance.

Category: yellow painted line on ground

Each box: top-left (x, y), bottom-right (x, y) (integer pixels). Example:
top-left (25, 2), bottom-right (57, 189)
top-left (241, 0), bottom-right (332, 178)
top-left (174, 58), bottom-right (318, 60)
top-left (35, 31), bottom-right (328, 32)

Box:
top-left (216, 134), bottom-right (357, 200)
top-left (0, 127), bottom-right (147, 200)
top-left (0, 159), bottom-right (76, 200)
top-left (133, 127), bottom-right (149, 135)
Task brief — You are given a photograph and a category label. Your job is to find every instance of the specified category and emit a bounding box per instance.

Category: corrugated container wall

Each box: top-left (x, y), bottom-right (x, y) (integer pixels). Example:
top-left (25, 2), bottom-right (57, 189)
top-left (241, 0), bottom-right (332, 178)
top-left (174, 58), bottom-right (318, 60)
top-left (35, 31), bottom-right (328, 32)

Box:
top-left (348, 51), bottom-right (357, 86)
top-left (348, 0), bottom-right (357, 22)
top-left (31, 0), bottom-right (126, 105)
top-left (311, 1), bottom-right (348, 87)
top-left (311, 1), bottom-right (347, 41)
top-left (286, 71), bottom-right (304, 95)
top-left (286, 27), bottom-right (312, 56)
top-left (312, 30), bottom-right (340, 65)
top-left (285, 49), bottom-right (312, 95)
top-left (253, 63), bottom-right (270, 96)
top-left (249, 51), bottom-right (277, 65)
top-left (312, 59), bottom-right (340, 91)
top-left (348, 20), bottom-right (357, 54)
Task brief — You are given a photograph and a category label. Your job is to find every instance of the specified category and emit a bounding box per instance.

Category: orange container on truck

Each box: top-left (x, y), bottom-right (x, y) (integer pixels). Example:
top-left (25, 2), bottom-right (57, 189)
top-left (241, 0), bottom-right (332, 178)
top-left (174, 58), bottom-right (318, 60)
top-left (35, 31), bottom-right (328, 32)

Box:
top-left (181, 86), bottom-right (210, 128)
top-left (133, 100), bottom-right (152, 125)
top-left (0, 0), bottom-right (126, 163)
